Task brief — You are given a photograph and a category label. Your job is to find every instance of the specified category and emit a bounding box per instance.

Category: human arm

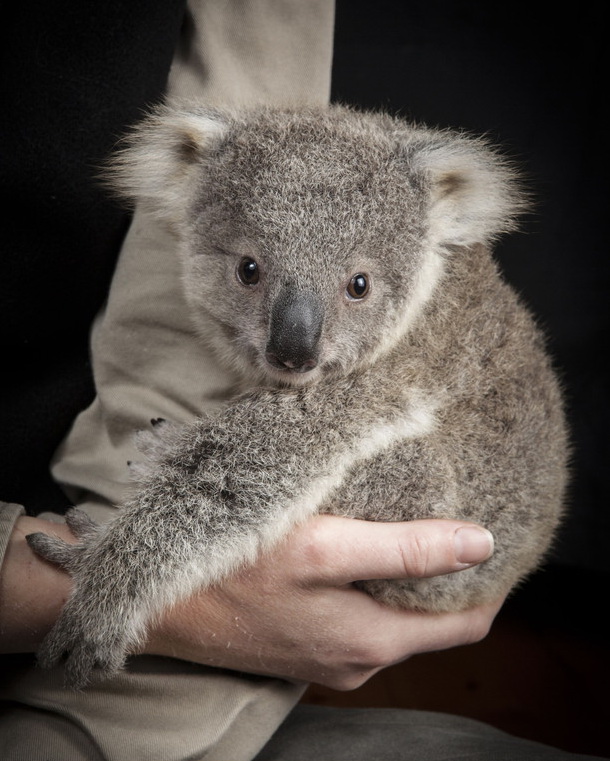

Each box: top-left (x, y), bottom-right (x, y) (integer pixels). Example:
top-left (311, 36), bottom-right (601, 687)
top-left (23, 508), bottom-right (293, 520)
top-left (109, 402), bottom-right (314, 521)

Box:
top-left (1, 510), bottom-right (497, 689)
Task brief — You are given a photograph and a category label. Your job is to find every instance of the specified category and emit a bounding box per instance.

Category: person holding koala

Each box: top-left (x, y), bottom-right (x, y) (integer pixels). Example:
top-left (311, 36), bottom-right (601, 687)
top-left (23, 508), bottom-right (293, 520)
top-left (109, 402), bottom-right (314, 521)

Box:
top-left (0, 2), bottom-right (603, 760)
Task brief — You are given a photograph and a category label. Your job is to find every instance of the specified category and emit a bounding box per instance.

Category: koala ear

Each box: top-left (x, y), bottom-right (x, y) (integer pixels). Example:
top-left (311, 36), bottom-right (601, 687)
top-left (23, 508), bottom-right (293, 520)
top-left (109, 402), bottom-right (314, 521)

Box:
top-left (408, 133), bottom-right (526, 248)
top-left (104, 103), bottom-right (230, 225)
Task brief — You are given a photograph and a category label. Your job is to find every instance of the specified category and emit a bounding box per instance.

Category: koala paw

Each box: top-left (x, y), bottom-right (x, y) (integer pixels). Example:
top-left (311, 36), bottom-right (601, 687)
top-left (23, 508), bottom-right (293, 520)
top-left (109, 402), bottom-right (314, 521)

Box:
top-left (38, 608), bottom-right (131, 688)
top-left (27, 509), bottom-right (135, 688)
top-left (26, 508), bottom-right (96, 571)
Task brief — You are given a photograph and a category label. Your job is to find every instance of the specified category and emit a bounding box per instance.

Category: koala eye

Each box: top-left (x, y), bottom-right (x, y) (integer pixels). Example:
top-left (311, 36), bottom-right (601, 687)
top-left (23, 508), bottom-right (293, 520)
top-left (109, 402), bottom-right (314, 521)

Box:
top-left (346, 273), bottom-right (370, 300)
top-left (236, 257), bottom-right (260, 286)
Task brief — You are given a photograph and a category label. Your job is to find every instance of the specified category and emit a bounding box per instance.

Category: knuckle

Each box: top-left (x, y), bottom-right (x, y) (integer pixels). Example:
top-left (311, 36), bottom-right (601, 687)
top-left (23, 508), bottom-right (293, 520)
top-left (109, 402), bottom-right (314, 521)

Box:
top-left (316, 633), bottom-right (395, 691)
top-left (461, 611), bottom-right (493, 645)
top-left (298, 536), bottom-right (328, 577)
top-left (348, 636), bottom-right (396, 674)
top-left (293, 516), bottom-right (335, 581)
top-left (397, 533), bottom-right (435, 578)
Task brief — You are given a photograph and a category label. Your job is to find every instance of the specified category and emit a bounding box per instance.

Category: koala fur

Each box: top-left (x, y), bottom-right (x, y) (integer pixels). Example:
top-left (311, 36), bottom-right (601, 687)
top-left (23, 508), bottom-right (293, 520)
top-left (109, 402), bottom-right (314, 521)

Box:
top-left (27, 103), bottom-right (568, 688)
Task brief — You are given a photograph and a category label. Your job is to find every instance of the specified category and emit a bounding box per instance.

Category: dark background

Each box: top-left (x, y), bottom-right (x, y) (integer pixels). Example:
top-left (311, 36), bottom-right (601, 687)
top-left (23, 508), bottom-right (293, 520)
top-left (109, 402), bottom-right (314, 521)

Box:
top-left (1, 0), bottom-right (608, 756)
top-left (0, 0), bottom-right (186, 511)
top-left (305, 2), bottom-right (609, 755)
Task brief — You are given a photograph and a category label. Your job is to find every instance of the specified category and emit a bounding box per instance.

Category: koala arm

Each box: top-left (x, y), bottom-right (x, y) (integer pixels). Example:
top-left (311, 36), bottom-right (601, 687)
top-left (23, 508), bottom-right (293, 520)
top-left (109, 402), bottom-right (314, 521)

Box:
top-left (26, 378), bottom-right (430, 687)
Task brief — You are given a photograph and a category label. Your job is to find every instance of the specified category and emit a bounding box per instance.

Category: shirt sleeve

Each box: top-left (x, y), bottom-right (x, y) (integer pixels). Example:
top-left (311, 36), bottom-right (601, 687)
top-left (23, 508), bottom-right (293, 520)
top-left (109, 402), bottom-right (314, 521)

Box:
top-left (0, 503), bottom-right (26, 568)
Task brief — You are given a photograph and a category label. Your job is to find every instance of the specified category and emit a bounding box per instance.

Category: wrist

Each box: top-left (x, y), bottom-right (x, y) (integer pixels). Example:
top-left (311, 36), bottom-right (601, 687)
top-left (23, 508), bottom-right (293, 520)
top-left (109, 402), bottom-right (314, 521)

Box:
top-left (0, 515), bottom-right (74, 652)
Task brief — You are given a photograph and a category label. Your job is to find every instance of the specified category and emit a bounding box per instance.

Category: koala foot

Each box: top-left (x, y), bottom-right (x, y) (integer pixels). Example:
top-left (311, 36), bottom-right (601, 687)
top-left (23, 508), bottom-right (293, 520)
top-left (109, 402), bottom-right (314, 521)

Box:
top-left (37, 608), bottom-right (132, 688)
top-left (27, 509), bottom-right (135, 688)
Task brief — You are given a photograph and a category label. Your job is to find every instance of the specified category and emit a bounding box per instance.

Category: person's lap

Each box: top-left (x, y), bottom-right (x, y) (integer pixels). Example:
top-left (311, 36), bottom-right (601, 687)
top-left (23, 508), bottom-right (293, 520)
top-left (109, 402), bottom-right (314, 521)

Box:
top-left (254, 705), bottom-right (607, 761)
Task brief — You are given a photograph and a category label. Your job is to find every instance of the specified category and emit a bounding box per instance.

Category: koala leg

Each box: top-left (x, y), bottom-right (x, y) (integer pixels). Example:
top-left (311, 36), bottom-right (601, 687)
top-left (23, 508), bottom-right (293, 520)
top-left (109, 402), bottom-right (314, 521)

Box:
top-left (327, 436), bottom-right (485, 612)
top-left (330, 405), bottom-right (562, 613)
top-left (26, 509), bottom-right (151, 686)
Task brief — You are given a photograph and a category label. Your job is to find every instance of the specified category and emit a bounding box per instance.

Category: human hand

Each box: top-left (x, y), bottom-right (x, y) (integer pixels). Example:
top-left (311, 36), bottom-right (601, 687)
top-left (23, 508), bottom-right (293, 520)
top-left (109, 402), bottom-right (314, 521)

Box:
top-left (1, 512), bottom-right (499, 688)
top-left (145, 514), bottom-right (501, 689)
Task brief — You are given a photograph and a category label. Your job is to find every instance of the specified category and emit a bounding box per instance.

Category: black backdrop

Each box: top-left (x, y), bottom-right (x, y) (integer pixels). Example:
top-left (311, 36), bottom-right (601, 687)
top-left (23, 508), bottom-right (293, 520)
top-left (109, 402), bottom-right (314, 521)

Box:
top-left (0, 0), bottom-right (186, 512)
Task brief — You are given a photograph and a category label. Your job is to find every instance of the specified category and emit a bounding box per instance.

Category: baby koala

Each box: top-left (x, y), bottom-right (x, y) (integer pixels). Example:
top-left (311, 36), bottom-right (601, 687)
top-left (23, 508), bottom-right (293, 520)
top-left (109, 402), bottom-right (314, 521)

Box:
top-left (28, 103), bottom-right (568, 688)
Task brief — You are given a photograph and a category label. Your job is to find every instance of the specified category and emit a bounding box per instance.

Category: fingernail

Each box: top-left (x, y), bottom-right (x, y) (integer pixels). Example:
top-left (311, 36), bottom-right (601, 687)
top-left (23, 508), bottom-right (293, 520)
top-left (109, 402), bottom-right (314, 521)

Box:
top-left (454, 526), bottom-right (494, 564)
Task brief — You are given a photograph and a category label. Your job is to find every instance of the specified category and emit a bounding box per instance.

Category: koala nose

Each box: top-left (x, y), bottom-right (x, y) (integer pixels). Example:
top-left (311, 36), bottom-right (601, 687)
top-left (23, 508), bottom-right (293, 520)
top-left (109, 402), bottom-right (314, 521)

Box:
top-left (265, 351), bottom-right (318, 373)
top-left (266, 287), bottom-right (323, 373)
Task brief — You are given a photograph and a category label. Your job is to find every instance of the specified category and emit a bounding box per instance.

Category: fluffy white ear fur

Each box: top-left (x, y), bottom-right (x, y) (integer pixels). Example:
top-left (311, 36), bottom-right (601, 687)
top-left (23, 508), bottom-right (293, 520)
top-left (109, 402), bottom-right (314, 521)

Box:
top-left (106, 105), bottom-right (230, 224)
top-left (108, 105), bottom-right (523, 245)
top-left (411, 135), bottom-right (525, 248)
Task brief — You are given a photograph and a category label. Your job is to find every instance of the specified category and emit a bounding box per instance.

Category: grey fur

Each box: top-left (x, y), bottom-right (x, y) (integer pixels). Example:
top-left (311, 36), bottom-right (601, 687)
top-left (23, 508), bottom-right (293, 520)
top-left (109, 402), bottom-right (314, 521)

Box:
top-left (27, 104), bottom-right (567, 688)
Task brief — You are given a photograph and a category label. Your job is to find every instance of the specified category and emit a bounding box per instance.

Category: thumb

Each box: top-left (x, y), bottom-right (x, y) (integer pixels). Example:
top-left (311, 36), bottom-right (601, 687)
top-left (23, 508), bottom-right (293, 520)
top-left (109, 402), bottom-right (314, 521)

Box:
top-left (298, 515), bottom-right (494, 586)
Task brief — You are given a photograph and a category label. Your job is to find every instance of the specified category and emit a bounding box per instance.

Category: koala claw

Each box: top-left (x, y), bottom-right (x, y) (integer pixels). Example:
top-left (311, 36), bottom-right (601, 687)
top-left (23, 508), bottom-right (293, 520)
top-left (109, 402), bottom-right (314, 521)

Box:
top-left (26, 531), bottom-right (81, 572)
top-left (26, 509), bottom-right (98, 571)
top-left (64, 507), bottom-right (98, 539)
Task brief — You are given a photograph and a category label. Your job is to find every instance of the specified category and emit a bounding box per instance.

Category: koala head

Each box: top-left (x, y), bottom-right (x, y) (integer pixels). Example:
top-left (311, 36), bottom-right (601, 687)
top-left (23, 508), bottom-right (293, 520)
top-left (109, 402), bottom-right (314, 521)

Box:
top-left (109, 104), bottom-right (522, 386)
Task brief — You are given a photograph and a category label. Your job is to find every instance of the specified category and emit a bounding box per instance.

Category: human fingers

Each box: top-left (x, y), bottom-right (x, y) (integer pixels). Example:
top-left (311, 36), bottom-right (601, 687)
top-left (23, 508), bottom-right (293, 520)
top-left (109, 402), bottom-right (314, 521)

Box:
top-left (290, 514), bottom-right (494, 587)
top-left (319, 595), bottom-right (505, 690)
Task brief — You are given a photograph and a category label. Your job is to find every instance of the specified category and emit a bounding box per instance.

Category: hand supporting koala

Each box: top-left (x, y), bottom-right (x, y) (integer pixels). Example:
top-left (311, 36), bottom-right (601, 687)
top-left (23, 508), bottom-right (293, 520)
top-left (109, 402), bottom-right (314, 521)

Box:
top-left (16, 511), bottom-right (499, 692)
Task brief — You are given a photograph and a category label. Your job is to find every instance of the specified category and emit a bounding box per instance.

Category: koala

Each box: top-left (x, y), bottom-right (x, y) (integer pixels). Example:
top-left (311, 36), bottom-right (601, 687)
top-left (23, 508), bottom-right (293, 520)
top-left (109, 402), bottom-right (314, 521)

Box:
top-left (27, 103), bottom-right (568, 688)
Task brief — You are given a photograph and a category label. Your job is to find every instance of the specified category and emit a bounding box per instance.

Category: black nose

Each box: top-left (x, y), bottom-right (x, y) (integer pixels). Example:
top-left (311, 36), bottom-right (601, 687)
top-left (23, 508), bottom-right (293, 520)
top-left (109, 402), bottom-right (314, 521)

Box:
top-left (266, 287), bottom-right (323, 373)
